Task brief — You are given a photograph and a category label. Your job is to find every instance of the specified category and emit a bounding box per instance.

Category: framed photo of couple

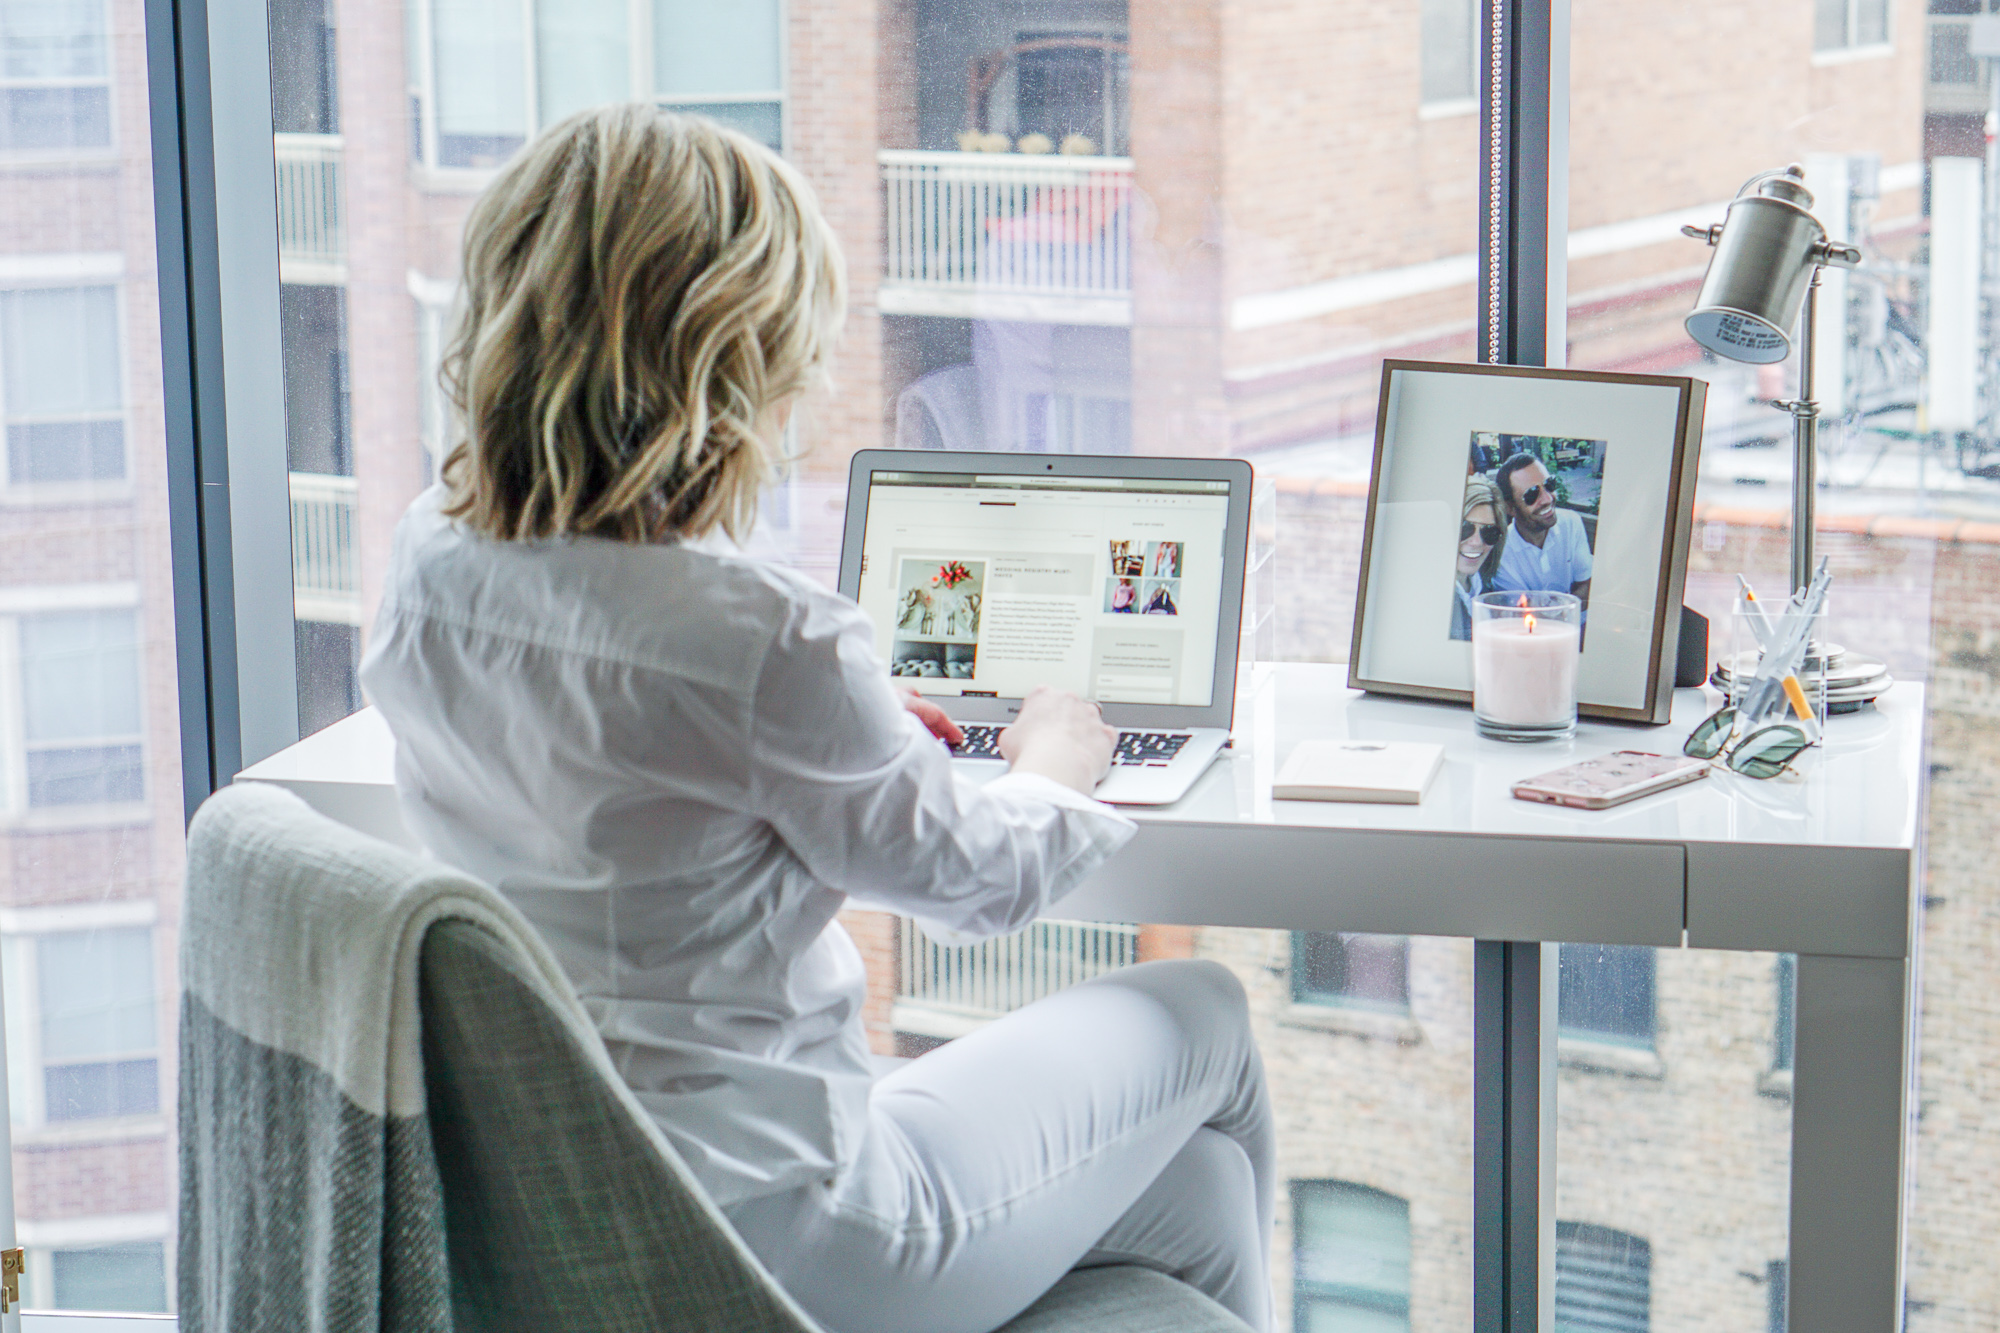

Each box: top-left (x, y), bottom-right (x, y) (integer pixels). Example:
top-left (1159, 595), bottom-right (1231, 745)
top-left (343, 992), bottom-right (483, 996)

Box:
top-left (1348, 360), bottom-right (1708, 725)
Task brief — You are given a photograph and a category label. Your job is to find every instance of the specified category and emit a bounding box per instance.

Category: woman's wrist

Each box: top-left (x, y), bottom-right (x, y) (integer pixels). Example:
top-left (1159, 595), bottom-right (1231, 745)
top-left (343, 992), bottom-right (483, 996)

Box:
top-left (1006, 742), bottom-right (1101, 796)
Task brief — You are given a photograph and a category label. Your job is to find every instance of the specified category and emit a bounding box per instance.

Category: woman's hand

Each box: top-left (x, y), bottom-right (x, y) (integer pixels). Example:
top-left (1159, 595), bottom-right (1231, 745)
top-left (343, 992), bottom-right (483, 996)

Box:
top-left (999, 687), bottom-right (1117, 795)
top-left (897, 686), bottom-right (964, 746)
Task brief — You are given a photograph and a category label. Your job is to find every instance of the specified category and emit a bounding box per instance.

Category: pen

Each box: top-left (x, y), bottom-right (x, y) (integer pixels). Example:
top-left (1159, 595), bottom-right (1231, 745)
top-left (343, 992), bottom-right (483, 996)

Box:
top-left (1735, 574), bottom-right (1776, 649)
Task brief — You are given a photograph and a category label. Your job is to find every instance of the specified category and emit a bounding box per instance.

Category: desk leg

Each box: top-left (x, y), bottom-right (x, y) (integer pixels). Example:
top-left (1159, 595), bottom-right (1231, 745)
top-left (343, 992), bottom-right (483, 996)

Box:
top-left (1474, 941), bottom-right (1558, 1333)
top-left (1788, 953), bottom-right (1911, 1333)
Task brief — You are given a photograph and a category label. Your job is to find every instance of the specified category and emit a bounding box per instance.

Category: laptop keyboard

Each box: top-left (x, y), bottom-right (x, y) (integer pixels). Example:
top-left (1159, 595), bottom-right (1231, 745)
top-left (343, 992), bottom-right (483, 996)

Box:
top-left (951, 725), bottom-right (1194, 768)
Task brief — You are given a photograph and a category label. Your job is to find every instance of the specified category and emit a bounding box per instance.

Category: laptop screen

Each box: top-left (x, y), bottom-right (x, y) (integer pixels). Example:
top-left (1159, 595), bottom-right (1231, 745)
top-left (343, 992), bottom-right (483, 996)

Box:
top-left (851, 469), bottom-right (1234, 707)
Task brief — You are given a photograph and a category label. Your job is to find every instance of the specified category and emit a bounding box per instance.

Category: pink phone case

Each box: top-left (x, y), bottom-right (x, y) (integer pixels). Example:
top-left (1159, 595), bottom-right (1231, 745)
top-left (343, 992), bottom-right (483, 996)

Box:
top-left (1511, 751), bottom-right (1709, 810)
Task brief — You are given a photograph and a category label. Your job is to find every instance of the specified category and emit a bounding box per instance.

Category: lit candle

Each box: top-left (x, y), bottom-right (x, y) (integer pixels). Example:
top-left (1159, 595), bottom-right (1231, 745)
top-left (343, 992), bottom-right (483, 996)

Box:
top-left (1473, 612), bottom-right (1581, 728)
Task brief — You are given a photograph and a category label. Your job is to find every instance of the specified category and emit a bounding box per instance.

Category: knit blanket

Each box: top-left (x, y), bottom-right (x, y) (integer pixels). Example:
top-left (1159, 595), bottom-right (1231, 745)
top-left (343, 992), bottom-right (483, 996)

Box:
top-left (177, 781), bottom-right (579, 1332)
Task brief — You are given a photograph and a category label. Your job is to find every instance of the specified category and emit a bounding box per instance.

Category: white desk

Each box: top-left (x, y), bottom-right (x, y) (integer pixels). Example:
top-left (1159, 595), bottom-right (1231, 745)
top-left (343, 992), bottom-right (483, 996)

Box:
top-left (238, 663), bottom-right (1925, 1333)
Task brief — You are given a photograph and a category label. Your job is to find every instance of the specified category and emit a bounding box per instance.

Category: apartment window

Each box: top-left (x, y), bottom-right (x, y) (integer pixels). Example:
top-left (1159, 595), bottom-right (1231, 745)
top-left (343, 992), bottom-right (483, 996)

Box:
top-left (27, 926), bottom-right (160, 1121)
top-left (1817, 0), bottom-right (1893, 50)
top-left (19, 607), bottom-right (144, 808)
top-left (1773, 953), bottom-right (1796, 1072)
top-left (1292, 933), bottom-right (1411, 1014)
top-left (0, 285), bottom-right (125, 487)
top-left (1420, 0), bottom-right (1478, 106)
top-left (1557, 944), bottom-right (1656, 1048)
top-left (0, 0), bottom-right (110, 152)
top-left (1554, 1222), bottom-right (1650, 1333)
top-left (51, 1240), bottom-right (168, 1313)
top-left (1291, 1180), bottom-right (1411, 1332)
top-left (411, 0), bottom-right (784, 170)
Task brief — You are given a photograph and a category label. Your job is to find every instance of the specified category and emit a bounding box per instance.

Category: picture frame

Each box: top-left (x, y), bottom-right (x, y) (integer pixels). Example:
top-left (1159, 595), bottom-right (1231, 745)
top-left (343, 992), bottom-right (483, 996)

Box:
top-left (1346, 360), bottom-right (1708, 725)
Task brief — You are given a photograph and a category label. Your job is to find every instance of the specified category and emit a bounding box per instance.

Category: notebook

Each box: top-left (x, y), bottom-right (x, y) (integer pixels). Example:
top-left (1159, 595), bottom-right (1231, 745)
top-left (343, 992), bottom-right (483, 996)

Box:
top-left (1273, 740), bottom-right (1446, 804)
top-left (837, 449), bottom-right (1254, 805)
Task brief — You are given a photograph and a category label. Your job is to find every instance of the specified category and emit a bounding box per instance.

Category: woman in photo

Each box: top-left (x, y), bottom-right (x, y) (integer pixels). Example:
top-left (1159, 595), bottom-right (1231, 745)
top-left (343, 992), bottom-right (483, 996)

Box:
top-left (1110, 577), bottom-right (1137, 612)
top-left (1450, 478), bottom-right (1506, 642)
top-left (359, 106), bottom-right (1272, 1333)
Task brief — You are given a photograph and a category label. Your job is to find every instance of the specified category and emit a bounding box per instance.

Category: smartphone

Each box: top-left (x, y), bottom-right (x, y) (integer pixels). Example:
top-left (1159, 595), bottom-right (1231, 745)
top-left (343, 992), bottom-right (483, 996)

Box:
top-left (1511, 751), bottom-right (1709, 810)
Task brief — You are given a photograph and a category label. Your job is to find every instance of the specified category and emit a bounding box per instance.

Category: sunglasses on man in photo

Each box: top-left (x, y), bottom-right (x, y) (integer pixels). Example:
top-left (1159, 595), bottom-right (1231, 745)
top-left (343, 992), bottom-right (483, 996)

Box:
top-left (1460, 521), bottom-right (1502, 544)
top-left (1683, 705), bottom-right (1811, 779)
top-left (1516, 484), bottom-right (1546, 506)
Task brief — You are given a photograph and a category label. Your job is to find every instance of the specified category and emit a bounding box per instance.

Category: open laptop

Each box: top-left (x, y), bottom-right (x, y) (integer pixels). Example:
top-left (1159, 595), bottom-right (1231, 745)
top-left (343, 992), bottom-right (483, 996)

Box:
top-left (838, 449), bottom-right (1254, 805)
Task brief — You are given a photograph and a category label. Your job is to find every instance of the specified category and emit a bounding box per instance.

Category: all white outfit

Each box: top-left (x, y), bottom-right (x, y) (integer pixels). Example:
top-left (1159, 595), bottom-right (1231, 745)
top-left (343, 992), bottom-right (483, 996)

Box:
top-left (1492, 506), bottom-right (1592, 596)
top-left (359, 486), bottom-right (1275, 1333)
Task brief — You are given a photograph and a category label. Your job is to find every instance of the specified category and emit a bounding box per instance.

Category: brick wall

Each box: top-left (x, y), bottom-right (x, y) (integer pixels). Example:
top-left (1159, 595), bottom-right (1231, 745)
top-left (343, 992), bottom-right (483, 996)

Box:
top-left (17, 1136), bottom-right (168, 1221)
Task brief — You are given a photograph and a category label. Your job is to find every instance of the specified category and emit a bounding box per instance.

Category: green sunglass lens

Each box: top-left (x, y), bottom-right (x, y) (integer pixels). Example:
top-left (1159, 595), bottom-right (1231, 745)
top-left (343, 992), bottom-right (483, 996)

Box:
top-left (1728, 727), bottom-right (1808, 778)
top-left (1684, 707), bottom-right (1735, 760)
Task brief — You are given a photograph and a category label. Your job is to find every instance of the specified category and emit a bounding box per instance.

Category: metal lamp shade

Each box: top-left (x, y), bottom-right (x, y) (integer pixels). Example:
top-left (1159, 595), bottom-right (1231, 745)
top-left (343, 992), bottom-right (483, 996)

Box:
top-left (1684, 194), bottom-right (1827, 364)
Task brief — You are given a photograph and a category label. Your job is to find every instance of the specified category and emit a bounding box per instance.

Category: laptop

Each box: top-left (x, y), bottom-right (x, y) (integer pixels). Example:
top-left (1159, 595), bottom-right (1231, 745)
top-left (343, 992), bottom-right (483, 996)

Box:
top-left (838, 449), bottom-right (1254, 806)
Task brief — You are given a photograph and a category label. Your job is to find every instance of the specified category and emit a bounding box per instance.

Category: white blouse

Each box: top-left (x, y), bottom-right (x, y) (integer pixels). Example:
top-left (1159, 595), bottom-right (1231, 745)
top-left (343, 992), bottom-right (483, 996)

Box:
top-left (358, 487), bottom-right (1136, 1207)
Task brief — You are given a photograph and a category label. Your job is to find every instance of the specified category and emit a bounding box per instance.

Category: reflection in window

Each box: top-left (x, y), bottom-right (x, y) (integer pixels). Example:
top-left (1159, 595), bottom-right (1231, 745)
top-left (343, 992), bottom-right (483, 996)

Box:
top-left (38, 927), bottom-right (159, 1122)
top-left (0, 0), bottom-right (110, 152)
top-left (0, 285), bottom-right (125, 486)
top-left (1554, 1221), bottom-right (1650, 1333)
top-left (410, 0), bottom-right (786, 169)
top-left (51, 1240), bottom-right (168, 1313)
top-left (1817, 0), bottom-right (1892, 50)
top-left (1292, 933), bottom-right (1410, 1014)
top-left (1291, 1180), bottom-right (1411, 1332)
top-left (1557, 944), bottom-right (1656, 1048)
top-left (1420, 0), bottom-right (1477, 105)
top-left (18, 607), bottom-right (143, 806)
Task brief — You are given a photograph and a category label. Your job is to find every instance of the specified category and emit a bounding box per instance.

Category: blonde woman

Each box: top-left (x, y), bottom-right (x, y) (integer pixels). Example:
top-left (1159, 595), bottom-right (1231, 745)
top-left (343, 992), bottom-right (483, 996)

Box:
top-left (359, 107), bottom-right (1272, 1333)
top-left (1450, 477), bottom-right (1507, 641)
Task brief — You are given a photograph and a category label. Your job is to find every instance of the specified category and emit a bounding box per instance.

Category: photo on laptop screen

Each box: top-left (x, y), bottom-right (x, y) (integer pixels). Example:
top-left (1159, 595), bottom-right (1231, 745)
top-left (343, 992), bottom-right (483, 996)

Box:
top-left (851, 468), bottom-right (1235, 707)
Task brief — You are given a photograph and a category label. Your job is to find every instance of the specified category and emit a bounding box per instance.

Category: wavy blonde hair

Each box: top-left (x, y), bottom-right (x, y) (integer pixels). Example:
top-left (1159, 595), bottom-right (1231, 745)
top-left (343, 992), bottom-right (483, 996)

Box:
top-left (439, 105), bottom-right (846, 543)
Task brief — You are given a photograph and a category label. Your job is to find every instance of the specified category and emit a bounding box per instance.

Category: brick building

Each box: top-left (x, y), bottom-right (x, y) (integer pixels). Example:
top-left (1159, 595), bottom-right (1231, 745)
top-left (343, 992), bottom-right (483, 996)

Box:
top-left (3, 0), bottom-right (1995, 1324)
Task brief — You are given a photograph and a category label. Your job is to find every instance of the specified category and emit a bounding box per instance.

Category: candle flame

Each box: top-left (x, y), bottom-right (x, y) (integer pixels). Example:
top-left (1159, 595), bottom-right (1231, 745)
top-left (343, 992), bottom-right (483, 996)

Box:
top-left (1525, 611), bottom-right (1537, 634)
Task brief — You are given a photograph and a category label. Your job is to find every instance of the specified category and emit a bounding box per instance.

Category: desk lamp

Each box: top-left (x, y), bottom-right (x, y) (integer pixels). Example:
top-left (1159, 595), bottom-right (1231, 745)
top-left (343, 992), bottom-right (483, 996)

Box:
top-left (1682, 165), bottom-right (1861, 593)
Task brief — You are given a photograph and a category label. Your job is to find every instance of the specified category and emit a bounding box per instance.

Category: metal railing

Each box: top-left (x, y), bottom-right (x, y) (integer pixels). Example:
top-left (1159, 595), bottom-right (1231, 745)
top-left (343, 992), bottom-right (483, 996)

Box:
top-left (274, 133), bottom-right (346, 270)
top-left (898, 916), bottom-right (1140, 1020)
top-left (880, 150), bottom-right (1133, 300)
top-left (289, 471), bottom-right (359, 624)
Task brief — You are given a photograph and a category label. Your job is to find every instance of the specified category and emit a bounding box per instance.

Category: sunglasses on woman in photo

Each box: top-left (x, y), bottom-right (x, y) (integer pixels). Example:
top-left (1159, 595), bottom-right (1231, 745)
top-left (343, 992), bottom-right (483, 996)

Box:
top-left (1682, 705), bottom-right (1812, 779)
top-left (1460, 521), bottom-right (1502, 544)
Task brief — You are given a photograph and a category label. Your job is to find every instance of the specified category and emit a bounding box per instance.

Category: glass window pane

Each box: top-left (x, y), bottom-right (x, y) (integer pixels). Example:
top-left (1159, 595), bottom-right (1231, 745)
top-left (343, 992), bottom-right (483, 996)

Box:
top-left (1293, 933), bottom-right (1411, 1012)
top-left (0, 0), bottom-right (105, 78)
top-left (653, 0), bottom-right (780, 96)
top-left (0, 83), bottom-right (111, 150)
top-left (20, 608), bottom-right (141, 743)
top-left (1857, 0), bottom-right (1891, 44)
top-left (1557, 943), bottom-right (1655, 1047)
top-left (1815, 0), bottom-right (1851, 49)
top-left (51, 1241), bottom-right (168, 1313)
top-left (432, 0), bottom-right (528, 165)
top-left (670, 97), bottom-right (780, 149)
top-left (38, 927), bottom-right (155, 1061)
top-left (0, 286), bottom-right (122, 418)
top-left (537, 0), bottom-right (629, 124)
top-left (1420, 0), bottom-right (1475, 104)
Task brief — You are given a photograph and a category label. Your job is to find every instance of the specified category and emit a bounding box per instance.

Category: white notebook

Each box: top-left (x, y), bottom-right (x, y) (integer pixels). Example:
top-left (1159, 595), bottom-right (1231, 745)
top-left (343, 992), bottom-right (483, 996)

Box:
top-left (1273, 740), bottom-right (1445, 804)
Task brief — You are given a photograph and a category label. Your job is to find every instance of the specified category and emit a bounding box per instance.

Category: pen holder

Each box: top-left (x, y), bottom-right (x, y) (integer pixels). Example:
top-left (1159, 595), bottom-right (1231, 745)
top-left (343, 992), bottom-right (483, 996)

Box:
top-left (1472, 591), bottom-right (1582, 742)
top-left (1726, 593), bottom-right (1829, 739)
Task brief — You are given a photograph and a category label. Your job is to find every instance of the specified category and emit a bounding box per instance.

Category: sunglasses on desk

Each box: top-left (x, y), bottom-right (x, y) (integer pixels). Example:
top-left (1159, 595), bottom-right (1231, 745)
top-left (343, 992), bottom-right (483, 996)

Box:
top-left (1683, 705), bottom-right (1812, 779)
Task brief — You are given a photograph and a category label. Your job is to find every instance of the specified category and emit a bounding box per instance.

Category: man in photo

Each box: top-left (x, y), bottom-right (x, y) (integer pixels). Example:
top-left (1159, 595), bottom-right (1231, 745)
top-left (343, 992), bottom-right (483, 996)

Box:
top-left (1491, 452), bottom-right (1591, 611)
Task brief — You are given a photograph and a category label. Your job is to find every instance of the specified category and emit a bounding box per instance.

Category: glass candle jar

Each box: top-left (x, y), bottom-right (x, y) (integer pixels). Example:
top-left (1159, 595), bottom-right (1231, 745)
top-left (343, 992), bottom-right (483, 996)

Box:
top-left (1471, 591), bottom-right (1582, 741)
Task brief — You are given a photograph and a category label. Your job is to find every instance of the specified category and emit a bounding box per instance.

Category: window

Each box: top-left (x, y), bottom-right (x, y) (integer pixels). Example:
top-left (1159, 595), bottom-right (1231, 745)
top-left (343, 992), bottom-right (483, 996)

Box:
top-left (1554, 1222), bottom-right (1650, 1333)
top-left (1817, 0), bottom-right (1893, 50)
top-left (1291, 1180), bottom-right (1411, 1332)
top-left (3, 924), bottom-right (158, 1124)
top-left (16, 606), bottom-right (143, 808)
top-left (51, 1240), bottom-right (168, 1313)
top-left (0, 285), bottom-right (125, 488)
top-left (1420, 0), bottom-right (1477, 106)
top-left (1772, 953), bottom-right (1796, 1072)
top-left (0, 0), bottom-right (110, 153)
top-left (410, 0), bottom-right (784, 169)
top-left (1291, 933), bottom-right (1410, 1014)
top-left (1557, 944), bottom-right (1655, 1048)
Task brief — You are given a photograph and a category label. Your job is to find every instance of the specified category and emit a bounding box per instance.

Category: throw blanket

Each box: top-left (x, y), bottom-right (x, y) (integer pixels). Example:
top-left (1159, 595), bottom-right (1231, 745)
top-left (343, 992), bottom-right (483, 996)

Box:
top-left (178, 781), bottom-right (580, 1332)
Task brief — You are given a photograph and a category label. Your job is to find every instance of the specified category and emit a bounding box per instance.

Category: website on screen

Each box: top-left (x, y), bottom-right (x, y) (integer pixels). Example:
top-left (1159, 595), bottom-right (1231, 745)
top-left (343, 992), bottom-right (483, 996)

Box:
top-left (854, 472), bottom-right (1231, 706)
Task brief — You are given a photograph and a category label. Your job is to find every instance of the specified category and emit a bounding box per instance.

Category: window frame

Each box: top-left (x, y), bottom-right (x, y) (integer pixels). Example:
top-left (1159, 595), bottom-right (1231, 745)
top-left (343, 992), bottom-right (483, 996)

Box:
top-left (0, 585), bottom-right (147, 823)
top-left (1290, 1178), bottom-right (1414, 1329)
top-left (1814, 0), bottom-right (1897, 58)
top-left (0, 0), bottom-right (118, 160)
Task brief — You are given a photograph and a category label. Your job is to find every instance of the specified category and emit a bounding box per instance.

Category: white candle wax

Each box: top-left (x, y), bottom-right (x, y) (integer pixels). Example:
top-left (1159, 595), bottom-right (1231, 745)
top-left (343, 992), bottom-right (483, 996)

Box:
top-left (1473, 615), bottom-right (1581, 726)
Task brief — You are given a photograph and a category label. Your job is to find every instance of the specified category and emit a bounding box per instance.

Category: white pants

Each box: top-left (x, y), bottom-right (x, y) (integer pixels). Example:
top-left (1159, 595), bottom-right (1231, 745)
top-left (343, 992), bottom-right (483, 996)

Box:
top-left (725, 959), bottom-right (1275, 1333)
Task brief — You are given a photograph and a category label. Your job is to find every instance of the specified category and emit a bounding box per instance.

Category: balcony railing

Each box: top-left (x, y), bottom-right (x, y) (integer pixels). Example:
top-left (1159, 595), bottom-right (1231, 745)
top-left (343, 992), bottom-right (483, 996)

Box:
top-left (879, 150), bottom-right (1133, 324)
top-left (895, 916), bottom-right (1140, 1038)
top-left (274, 132), bottom-right (346, 277)
top-left (290, 471), bottom-right (360, 625)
